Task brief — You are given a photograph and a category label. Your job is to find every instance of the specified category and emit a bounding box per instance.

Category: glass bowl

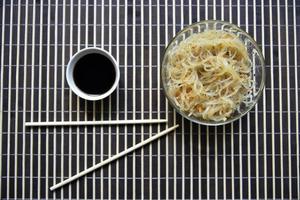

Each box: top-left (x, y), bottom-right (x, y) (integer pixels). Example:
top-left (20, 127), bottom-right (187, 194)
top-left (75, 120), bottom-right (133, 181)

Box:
top-left (161, 20), bottom-right (265, 126)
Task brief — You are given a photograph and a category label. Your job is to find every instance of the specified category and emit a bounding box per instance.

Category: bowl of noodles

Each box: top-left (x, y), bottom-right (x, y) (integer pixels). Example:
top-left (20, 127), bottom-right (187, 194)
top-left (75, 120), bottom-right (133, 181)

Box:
top-left (161, 20), bottom-right (265, 126)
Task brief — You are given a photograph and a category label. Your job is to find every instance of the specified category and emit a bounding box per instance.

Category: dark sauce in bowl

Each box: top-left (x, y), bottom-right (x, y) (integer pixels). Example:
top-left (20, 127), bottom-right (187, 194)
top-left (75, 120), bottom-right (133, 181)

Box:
top-left (73, 53), bottom-right (116, 95)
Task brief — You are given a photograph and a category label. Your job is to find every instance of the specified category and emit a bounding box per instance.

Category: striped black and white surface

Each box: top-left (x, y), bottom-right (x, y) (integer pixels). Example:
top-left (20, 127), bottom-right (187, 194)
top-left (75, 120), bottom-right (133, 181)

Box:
top-left (1, 0), bottom-right (300, 199)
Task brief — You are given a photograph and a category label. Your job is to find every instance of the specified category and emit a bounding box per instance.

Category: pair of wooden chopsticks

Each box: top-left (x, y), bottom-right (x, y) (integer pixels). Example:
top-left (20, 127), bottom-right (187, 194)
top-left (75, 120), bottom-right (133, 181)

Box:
top-left (26, 120), bottom-right (179, 191)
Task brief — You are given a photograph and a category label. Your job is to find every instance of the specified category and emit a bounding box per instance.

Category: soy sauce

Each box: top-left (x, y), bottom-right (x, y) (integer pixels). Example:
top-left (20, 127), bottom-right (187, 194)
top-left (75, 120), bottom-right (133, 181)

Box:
top-left (73, 53), bottom-right (116, 95)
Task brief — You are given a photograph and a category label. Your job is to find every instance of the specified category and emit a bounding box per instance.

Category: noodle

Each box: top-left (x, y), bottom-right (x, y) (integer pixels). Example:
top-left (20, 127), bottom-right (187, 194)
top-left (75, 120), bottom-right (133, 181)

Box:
top-left (166, 30), bottom-right (253, 122)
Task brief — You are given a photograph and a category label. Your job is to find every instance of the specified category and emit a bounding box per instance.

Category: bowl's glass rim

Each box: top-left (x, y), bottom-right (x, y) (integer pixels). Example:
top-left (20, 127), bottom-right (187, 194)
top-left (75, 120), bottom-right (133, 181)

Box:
top-left (161, 20), bottom-right (266, 126)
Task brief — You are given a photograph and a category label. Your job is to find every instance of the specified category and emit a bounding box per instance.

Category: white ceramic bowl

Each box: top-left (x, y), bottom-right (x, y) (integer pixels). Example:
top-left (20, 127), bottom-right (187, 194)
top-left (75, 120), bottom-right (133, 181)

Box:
top-left (66, 47), bottom-right (120, 101)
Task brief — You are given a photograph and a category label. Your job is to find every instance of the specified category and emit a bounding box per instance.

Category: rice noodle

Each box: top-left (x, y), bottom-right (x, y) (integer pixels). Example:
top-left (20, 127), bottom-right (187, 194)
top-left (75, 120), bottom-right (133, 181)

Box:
top-left (166, 30), bottom-right (253, 122)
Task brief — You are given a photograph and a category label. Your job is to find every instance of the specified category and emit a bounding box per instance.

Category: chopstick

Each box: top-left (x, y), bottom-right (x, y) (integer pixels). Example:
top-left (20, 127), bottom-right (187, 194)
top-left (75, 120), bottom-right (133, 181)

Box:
top-left (25, 119), bottom-right (167, 127)
top-left (50, 124), bottom-right (179, 191)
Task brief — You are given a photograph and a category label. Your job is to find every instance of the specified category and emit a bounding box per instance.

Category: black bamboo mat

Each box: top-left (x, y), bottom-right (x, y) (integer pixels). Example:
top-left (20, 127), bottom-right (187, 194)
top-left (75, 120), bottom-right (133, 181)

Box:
top-left (0, 0), bottom-right (300, 199)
